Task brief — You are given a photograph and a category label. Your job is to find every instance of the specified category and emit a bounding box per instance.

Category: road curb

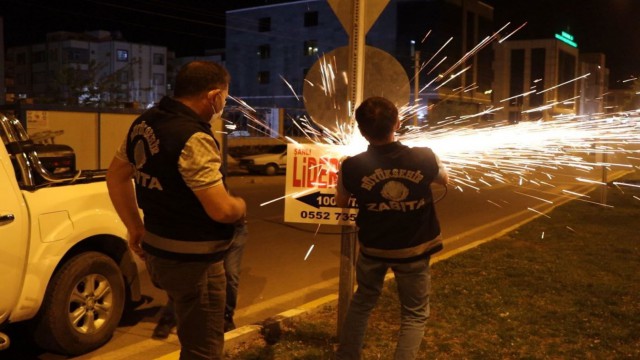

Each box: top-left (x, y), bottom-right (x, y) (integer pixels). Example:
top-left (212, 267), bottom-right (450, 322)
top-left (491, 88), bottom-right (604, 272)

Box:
top-left (153, 294), bottom-right (339, 359)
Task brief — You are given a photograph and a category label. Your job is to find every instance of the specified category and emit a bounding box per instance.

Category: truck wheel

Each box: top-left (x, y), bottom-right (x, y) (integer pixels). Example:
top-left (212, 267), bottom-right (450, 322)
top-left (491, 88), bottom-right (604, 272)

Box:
top-left (264, 164), bottom-right (278, 176)
top-left (0, 332), bottom-right (9, 351)
top-left (33, 252), bottom-right (125, 356)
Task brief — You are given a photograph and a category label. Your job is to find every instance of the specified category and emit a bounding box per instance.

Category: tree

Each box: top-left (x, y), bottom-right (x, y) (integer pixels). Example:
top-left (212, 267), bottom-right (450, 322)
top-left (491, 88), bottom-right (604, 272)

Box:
top-left (49, 58), bottom-right (141, 108)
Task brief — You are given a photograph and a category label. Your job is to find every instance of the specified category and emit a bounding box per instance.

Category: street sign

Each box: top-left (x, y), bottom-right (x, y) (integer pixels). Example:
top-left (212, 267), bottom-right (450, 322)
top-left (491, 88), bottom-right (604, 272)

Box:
top-left (303, 45), bottom-right (410, 131)
top-left (284, 143), bottom-right (358, 225)
top-left (327, 0), bottom-right (390, 36)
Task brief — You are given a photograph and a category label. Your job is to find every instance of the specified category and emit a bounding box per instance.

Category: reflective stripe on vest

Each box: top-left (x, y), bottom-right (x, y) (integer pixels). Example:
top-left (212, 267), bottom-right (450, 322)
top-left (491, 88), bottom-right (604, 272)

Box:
top-left (143, 231), bottom-right (232, 255)
top-left (359, 235), bottom-right (442, 259)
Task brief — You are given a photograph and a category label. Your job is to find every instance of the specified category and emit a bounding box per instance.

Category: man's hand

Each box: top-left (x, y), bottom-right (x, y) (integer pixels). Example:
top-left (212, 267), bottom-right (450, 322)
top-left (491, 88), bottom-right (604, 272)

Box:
top-left (128, 227), bottom-right (146, 259)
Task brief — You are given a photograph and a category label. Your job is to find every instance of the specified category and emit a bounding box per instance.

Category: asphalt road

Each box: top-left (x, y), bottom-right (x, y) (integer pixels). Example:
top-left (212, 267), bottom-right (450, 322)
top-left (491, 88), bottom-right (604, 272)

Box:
top-left (3, 163), bottom-right (629, 359)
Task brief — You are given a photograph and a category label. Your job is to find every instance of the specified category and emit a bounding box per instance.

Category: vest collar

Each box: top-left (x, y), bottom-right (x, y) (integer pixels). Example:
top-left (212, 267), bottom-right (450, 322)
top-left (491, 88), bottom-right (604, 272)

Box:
top-left (367, 141), bottom-right (404, 154)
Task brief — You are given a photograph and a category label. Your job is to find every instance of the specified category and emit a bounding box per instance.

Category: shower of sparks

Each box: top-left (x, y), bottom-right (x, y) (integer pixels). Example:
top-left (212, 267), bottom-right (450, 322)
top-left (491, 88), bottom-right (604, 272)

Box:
top-left (225, 21), bottom-right (640, 211)
top-left (613, 181), bottom-right (640, 189)
top-left (304, 244), bottom-right (315, 261)
top-left (260, 188), bottom-right (316, 207)
top-left (528, 207), bottom-right (551, 218)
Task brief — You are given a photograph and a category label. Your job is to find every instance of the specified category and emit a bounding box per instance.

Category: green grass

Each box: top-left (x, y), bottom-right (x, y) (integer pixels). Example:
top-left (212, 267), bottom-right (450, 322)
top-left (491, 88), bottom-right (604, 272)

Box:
top-left (226, 181), bottom-right (640, 360)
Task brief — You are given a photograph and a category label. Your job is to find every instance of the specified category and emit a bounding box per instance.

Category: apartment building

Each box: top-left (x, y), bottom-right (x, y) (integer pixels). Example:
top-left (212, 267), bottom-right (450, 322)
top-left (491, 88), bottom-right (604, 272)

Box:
top-left (6, 30), bottom-right (168, 108)
top-left (225, 0), bottom-right (494, 119)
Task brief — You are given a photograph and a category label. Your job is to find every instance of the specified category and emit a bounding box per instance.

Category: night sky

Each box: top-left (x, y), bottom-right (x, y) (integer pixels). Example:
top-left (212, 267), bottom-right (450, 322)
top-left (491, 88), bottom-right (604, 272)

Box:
top-left (2, 0), bottom-right (638, 86)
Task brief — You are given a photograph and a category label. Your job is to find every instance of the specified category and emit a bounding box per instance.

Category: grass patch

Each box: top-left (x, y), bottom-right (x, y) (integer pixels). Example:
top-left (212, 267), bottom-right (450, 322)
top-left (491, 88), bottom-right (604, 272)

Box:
top-left (226, 182), bottom-right (640, 359)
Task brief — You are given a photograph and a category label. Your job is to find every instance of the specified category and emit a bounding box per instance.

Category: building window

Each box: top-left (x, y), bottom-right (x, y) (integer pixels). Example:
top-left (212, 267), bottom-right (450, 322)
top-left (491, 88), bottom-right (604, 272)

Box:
top-left (33, 51), bottom-right (47, 63)
top-left (153, 73), bottom-right (165, 85)
top-left (258, 71), bottom-right (270, 84)
top-left (304, 11), bottom-right (318, 27)
top-left (153, 53), bottom-right (165, 65)
top-left (16, 53), bottom-right (26, 65)
top-left (304, 40), bottom-right (318, 56)
top-left (64, 48), bottom-right (89, 64)
top-left (118, 71), bottom-right (129, 82)
top-left (49, 49), bottom-right (59, 62)
top-left (117, 49), bottom-right (129, 62)
top-left (529, 48), bottom-right (546, 108)
top-left (557, 50), bottom-right (576, 109)
top-left (258, 44), bottom-right (271, 59)
top-left (258, 17), bottom-right (271, 32)
top-left (507, 48), bottom-right (525, 123)
top-left (33, 71), bottom-right (47, 84)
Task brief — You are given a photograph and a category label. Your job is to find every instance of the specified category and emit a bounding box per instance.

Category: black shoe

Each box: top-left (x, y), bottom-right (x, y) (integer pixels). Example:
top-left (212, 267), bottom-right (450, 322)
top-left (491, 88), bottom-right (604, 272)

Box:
top-left (224, 314), bottom-right (236, 332)
top-left (152, 315), bottom-right (177, 339)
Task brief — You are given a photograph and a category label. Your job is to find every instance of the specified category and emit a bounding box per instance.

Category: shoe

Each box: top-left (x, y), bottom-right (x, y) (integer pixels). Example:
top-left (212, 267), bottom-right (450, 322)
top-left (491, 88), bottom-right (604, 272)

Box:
top-left (224, 313), bottom-right (236, 332)
top-left (152, 315), bottom-right (176, 339)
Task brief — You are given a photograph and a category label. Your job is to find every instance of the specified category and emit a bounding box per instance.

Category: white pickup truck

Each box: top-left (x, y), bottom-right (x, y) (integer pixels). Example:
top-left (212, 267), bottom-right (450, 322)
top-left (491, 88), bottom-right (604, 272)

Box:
top-left (0, 113), bottom-right (142, 355)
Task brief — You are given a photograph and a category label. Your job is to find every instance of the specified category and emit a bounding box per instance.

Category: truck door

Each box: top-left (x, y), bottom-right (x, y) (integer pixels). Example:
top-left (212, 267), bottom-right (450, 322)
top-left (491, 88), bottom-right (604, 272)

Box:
top-left (0, 150), bottom-right (29, 323)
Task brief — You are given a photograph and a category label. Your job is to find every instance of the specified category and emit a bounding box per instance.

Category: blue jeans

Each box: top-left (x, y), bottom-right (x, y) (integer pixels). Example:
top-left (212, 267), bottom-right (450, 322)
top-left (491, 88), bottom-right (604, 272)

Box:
top-left (146, 255), bottom-right (226, 360)
top-left (337, 254), bottom-right (431, 360)
top-left (224, 223), bottom-right (248, 318)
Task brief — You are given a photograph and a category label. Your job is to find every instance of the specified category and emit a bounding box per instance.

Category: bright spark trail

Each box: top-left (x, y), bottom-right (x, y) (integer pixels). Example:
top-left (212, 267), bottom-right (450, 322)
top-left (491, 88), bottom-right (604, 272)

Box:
top-left (226, 21), bottom-right (640, 212)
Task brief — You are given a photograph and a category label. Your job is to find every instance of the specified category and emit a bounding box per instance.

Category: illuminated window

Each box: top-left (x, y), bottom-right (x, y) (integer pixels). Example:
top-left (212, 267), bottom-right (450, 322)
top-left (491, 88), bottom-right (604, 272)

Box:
top-left (117, 49), bottom-right (129, 62)
top-left (304, 11), bottom-right (318, 27)
top-left (303, 40), bottom-right (318, 56)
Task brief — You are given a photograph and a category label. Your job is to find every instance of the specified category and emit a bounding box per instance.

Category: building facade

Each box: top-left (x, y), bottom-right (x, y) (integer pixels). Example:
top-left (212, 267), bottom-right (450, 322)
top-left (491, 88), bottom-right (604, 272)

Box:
top-left (6, 30), bottom-right (168, 108)
top-left (492, 37), bottom-right (580, 122)
top-left (579, 53), bottom-right (608, 117)
top-left (225, 0), bottom-right (494, 123)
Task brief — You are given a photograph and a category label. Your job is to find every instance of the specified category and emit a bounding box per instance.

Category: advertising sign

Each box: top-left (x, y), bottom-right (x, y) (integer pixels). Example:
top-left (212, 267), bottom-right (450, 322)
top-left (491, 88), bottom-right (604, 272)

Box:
top-left (284, 143), bottom-right (358, 225)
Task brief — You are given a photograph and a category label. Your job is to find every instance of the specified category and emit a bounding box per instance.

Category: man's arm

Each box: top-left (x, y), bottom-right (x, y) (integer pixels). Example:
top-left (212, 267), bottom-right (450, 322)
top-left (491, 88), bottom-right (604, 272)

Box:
top-left (181, 133), bottom-right (246, 224)
top-left (432, 153), bottom-right (449, 186)
top-left (335, 164), bottom-right (352, 208)
top-left (194, 185), bottom-right (246, 223)
top-left (106, 156), bottom-right (145, 258)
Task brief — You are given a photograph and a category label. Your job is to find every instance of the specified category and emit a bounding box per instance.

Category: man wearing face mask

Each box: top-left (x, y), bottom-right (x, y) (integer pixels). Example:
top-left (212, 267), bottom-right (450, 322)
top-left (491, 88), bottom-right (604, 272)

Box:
top-left (106, 60), bottom-right (246, 360)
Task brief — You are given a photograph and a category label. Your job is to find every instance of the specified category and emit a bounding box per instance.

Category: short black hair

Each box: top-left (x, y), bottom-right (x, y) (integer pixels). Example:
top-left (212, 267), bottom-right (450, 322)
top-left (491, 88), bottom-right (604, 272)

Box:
top-left (174, 61), bottom-right (230, 98)
top-left (355, 96), bottom-right (398, 141)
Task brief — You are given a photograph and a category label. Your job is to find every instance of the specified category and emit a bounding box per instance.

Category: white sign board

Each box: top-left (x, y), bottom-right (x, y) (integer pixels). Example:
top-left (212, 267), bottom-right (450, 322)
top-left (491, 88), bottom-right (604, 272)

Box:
top-left (26, 110), bottom-right (49, 132)
top-left (284, 143), bottom-right (358, 225)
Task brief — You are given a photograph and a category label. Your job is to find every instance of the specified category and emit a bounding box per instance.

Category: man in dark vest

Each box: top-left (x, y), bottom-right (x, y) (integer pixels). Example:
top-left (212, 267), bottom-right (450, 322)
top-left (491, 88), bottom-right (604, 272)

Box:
top-left (335, 96), bottom-right (449, 360)
top-left (106, 61), bottom-right (246, 360)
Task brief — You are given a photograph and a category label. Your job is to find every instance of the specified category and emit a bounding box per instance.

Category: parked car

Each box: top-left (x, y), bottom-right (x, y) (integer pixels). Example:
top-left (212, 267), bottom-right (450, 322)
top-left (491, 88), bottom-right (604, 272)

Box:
top-left (0, 113), bottom-right (142, 356)
top-left (237, 144), bottom-right (287, 175)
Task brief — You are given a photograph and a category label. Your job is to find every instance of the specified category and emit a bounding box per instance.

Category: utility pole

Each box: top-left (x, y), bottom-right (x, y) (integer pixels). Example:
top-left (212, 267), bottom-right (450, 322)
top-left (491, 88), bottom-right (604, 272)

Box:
top-left (414, 50), bottom-right (420, 126)
top-left (327, 0), bottom-right (391, 338)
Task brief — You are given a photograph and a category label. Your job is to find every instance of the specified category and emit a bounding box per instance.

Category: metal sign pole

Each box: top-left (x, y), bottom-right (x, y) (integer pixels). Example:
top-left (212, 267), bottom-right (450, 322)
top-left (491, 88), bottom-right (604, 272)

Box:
top-left (336, 0), bottom-right (366, 339)
top-left (326, 0), bottom-right (390, 338)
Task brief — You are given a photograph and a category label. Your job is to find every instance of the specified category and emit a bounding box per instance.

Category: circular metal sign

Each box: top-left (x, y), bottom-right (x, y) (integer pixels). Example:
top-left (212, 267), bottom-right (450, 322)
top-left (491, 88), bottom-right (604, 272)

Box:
top-left (303, 45), bottom-right (410, 132)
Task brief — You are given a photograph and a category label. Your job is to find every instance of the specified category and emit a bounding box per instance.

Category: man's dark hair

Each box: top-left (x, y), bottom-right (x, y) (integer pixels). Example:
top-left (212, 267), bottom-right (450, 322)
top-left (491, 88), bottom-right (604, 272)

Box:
top-left (355, 96), bottom-right (398, 141)
top-left (174, 61), bottom-right (230, 98)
